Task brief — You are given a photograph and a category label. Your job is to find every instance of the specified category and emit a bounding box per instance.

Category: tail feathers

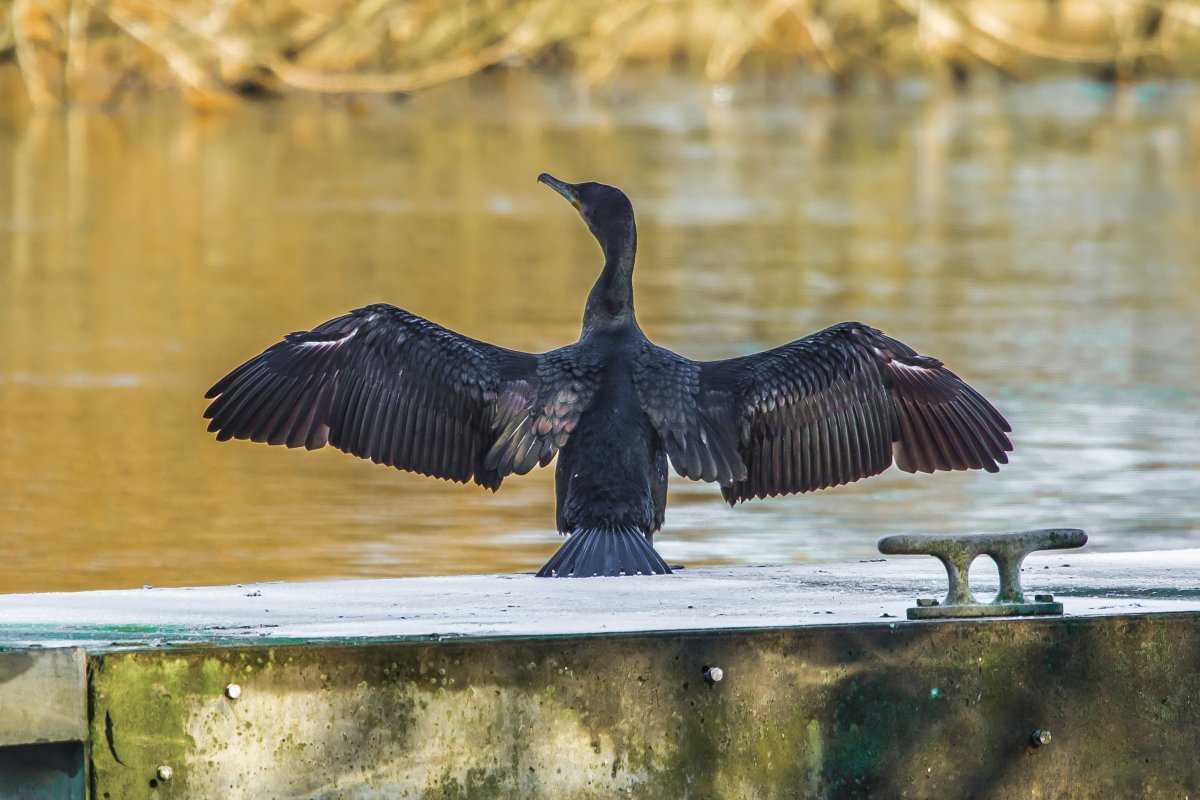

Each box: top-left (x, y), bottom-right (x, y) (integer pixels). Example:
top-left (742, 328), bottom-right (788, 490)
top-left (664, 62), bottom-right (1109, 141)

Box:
top-left (536, 526), bottom-right (672, 578)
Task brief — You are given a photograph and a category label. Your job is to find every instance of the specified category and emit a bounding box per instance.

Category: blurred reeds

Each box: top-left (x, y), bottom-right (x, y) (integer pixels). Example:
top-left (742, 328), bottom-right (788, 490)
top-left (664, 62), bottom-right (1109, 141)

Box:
top-left (3, 0), bottom-right (1200, 109)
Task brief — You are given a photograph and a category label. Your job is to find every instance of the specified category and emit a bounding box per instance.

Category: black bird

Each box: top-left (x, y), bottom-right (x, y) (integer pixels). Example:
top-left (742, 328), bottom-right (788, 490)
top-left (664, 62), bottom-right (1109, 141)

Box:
top-left (204, 174), bottom-right (1012, 578)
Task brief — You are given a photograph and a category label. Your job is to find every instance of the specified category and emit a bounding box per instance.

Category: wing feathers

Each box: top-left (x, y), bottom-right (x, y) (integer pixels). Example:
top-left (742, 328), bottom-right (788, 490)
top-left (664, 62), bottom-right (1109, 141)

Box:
top-left (205, 304), bottom-right (585, 489)
top-left (884, 357), bottom-right (1011, 476)
top-left (844, 400), bottom-right (862, 479)
top-left (210, 310), bottom-right (1012, 507)
top-left (632, 343), bottom-right (746, 486)
top-left (629, 322), bottom-right (1008, 505)
top-left (702, 322), bottom-right (1011, 504)
top-left (265, 377), bottom-right (307, 445)
top-left (372, 388), bottom-right (397, 465)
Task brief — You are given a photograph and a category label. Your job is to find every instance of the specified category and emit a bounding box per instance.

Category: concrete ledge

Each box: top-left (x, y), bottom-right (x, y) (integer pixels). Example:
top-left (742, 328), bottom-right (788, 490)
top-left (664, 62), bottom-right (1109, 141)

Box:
top-left (1, 552), bottom-right (1199, 798)
top-left (1, 549), bottom-right (1198, 651)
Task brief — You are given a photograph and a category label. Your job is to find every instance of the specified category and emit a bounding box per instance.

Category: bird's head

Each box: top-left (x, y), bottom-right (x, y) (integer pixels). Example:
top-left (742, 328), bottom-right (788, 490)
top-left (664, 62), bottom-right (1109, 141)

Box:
top-left (538, 173), bottom-right (638, 326)
top-left (537, 173), bottom-right (634, 244)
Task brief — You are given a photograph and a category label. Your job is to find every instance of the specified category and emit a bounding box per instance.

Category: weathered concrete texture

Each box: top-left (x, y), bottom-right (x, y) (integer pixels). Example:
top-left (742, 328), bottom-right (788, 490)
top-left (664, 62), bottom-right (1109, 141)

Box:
top-left (88, 614), bottom-right (1200, 800)
top-left (0, 648), bottom-right (85, 746)
top-left (3, 550), bottom-right (1200, 651)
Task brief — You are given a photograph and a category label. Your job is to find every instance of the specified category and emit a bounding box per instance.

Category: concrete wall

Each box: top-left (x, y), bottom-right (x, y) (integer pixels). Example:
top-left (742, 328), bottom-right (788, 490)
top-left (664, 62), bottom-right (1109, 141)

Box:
top-left (0, 649), bottom-right (87, 799)
top-left (82, 613), bottom-right (1200, 799)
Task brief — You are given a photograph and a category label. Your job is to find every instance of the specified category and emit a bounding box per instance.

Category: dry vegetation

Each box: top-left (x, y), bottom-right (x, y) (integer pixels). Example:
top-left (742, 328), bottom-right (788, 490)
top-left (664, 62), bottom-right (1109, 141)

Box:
top-left (3, 0), bottom-right (1200, 108)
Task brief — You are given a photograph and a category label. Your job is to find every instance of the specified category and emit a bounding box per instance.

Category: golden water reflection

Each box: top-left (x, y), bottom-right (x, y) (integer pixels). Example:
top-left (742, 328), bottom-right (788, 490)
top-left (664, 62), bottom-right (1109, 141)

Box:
top-left (2, 74), bottom-right (1199, 592)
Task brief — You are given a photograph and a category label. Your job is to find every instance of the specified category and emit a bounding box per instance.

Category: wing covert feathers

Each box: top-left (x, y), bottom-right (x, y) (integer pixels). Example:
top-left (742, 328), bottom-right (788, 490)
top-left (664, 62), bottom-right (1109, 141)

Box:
top-left (204, 304), bottom-right (590, 489)
top-left (633, 343), bottom-right (745, 486)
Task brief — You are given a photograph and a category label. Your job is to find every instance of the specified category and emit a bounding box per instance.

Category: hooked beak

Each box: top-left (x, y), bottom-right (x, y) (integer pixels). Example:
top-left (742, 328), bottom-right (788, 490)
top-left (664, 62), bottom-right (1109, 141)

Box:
top-left (537, 173), bottom-right (580, 210)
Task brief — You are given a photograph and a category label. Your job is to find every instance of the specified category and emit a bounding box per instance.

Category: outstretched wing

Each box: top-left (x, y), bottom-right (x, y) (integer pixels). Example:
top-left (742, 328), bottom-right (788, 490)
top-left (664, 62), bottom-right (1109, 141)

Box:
top-left (635, 322), bottom-right (1012, 504)
top-left (203, 304), bottom-right (594, 490)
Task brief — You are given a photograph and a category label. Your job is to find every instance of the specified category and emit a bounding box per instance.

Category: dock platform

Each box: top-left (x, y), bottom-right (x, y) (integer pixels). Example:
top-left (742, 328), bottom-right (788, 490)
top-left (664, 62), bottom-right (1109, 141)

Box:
top-left (2, 549), bottom-right (1198, 798)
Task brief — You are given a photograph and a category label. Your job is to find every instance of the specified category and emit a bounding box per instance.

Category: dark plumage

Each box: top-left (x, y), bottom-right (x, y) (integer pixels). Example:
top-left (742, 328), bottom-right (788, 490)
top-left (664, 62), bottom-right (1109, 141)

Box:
top-left (204, 174), bottom-right (1012, 577)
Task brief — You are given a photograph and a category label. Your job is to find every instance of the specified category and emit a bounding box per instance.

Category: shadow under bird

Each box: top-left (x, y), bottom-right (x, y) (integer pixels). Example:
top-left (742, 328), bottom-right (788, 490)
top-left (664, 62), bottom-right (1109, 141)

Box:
top-left (204, 174), bottom-right (1013, 578)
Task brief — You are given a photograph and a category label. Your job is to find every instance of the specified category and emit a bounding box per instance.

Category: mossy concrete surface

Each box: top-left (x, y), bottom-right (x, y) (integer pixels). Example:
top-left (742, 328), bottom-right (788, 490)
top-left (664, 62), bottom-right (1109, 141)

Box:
top-left (88, 613), bottom-right (1200, 799)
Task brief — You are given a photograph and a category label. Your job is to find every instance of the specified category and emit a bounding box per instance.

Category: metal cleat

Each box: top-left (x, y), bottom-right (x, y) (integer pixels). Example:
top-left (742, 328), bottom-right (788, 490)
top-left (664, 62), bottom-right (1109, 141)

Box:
top-left (877, 529), bottom-right (1088, 620)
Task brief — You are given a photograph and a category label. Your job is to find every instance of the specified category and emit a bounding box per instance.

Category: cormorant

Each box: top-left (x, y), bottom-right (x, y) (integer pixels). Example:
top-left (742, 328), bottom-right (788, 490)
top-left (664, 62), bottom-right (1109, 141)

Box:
top-left (204, 174), bottom-right (1012, 578)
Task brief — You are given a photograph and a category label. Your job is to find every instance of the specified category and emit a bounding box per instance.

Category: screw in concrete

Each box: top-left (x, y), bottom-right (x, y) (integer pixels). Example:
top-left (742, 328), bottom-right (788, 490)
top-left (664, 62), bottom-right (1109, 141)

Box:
top-left (1034, 594), bottom-right (1054, 603)
top-left (225, 683), bottom-right (242, 700)
top-left (156, 765), bottom-right (174, 781)
top-left (703, 666), bottom-right (724, 684)
top-left (1031, 729), bottom-right (1052, 747)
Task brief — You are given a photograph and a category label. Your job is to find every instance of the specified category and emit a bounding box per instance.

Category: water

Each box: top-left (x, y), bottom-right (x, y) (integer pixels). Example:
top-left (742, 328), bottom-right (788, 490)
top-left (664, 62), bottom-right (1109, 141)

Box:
top-left (1, 72), bottom-right (1198, 593)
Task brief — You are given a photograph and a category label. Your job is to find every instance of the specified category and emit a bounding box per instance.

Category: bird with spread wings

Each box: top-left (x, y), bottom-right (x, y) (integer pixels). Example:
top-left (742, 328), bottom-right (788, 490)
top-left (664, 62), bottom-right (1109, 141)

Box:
top-left (205, 175), bottom-right (1011, 578)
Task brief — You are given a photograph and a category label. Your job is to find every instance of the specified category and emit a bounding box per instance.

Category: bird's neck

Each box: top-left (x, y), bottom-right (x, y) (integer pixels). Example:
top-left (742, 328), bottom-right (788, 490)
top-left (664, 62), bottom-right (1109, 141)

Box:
top-left (582, 224), bottom-right (637, 335)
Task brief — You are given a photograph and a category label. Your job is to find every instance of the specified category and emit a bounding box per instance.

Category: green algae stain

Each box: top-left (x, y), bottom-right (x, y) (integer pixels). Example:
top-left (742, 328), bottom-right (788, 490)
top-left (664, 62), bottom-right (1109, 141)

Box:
top-left (738, 702), bottom-right (824, 795)
top-left (422, 767), bottom-right (509, 800)
top-left (819, 675), bottom-right (928, 795)
top-left (805, 719), bottom-right (824, 796)
top-left (89, 652), bottom-right (231, 797)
